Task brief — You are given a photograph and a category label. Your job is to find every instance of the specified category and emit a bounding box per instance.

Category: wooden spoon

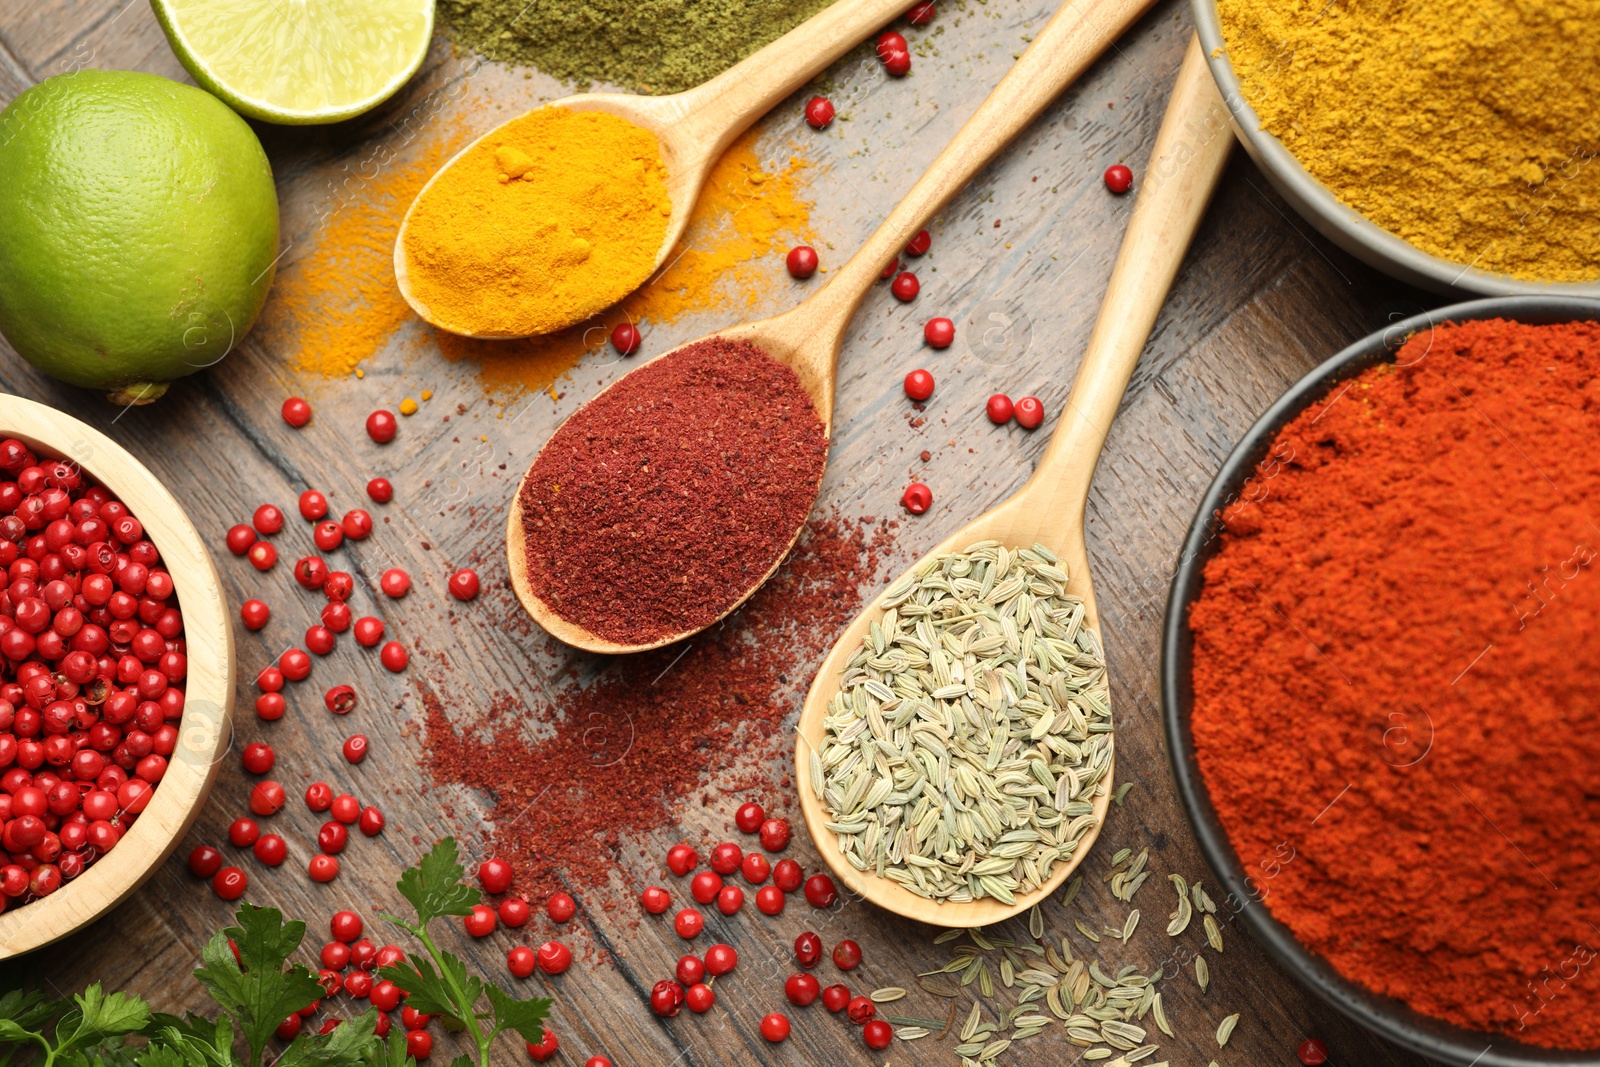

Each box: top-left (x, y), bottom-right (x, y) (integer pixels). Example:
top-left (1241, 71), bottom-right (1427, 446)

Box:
top-left (508, 0), bottom-right (1161, 654)
top-left (795, 35), bottom-right (1232, 927)
top-left (397, 0), bottom-right (914, 338)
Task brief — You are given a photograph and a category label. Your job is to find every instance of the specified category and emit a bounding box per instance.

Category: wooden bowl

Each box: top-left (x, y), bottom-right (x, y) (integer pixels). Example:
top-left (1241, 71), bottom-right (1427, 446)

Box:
top-left (0, 394), bottom-right (233, 958)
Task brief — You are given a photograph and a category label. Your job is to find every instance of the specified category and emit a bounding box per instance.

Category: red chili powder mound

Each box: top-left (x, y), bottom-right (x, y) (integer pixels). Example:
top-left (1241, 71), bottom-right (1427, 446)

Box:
top-left (422, 514), bottom-right (897, 901)
top-left (1189, 317), bottom-right (1600, 1048)
top-left (517, 337), bottom-right (827, 646)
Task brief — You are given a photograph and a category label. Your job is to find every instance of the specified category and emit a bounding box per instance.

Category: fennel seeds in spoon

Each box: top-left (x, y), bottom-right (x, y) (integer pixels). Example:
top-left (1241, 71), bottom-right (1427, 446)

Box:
top-left (812, 541), bottom-right (1113, 904)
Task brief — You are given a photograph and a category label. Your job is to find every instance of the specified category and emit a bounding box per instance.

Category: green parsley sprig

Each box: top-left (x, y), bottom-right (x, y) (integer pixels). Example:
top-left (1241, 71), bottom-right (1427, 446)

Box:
top-left (378, 839), bottom-right (550, 1067)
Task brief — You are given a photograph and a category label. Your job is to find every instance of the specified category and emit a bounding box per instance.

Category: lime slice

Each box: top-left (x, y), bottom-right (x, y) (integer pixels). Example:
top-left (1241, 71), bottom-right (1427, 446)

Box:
top-left (153, 0), bottom-right (434, 125)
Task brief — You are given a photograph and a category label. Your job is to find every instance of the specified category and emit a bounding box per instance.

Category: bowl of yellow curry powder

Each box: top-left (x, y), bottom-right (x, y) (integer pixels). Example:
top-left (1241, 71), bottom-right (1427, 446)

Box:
top-left (1193, 0), bottom-right (1600, 297)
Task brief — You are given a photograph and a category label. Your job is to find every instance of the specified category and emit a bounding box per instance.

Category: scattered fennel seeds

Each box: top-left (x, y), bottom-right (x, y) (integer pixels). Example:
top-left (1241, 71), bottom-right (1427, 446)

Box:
top-left (814, 541), bottom-right (1114, 904)
top-left (1216, 1012), bottom-right (1240, 1046)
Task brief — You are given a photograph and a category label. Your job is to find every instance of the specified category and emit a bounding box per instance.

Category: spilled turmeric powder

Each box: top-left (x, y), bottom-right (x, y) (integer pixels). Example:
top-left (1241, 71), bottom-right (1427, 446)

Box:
top-left (400, 107), bottom-right (672, 337)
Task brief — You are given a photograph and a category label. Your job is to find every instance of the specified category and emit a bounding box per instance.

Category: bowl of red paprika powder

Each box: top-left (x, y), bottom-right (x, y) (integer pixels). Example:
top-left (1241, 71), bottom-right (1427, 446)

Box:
top-left (1163, 296), bottom-right (1600, 1065)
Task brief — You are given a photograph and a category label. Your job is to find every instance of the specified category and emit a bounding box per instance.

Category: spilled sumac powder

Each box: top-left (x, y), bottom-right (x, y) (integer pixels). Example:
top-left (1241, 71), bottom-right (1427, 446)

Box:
top-left (516, 337), bottom-right (827, 646)
top-left (422, 515), bottom-right (896, 900)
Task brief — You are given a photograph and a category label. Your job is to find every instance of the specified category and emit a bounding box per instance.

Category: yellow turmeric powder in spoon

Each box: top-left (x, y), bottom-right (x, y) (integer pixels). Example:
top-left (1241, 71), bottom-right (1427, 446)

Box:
top-left (400, 107), bottom-right (672, 336)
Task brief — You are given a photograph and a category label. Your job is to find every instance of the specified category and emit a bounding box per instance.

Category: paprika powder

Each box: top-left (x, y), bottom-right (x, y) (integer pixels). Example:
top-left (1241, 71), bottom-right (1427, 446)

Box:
top-left (1190, 317), bottom-right (1600, 1048)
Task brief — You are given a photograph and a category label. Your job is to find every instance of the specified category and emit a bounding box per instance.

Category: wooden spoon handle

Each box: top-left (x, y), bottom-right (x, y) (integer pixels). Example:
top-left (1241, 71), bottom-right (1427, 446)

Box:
top-left (1028, 34), bottom-right (1231, 516)
top-left (673, 0), bottom-right (916, 160)
top-left (792, 0), bottom-right (1160, 337)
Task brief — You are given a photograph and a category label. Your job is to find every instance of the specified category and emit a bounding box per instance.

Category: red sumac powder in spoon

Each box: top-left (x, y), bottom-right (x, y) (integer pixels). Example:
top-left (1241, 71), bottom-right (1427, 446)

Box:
top-left (518, 336), bottom-right (826, 645)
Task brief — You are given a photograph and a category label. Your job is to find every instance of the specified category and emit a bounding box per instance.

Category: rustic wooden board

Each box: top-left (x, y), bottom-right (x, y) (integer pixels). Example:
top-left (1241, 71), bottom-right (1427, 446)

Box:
top-left (0, 1), bottom-right (1443, 1064)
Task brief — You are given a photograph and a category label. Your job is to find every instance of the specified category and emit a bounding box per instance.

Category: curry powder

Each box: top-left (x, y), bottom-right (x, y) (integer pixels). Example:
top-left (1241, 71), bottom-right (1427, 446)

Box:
top-left (1219, 0), bottom-right (1599, 282)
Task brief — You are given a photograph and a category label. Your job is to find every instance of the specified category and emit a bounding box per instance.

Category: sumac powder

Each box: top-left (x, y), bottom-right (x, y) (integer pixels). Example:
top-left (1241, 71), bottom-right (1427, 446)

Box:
top-left (518, 337), bottom-right (827, 645)
top-left (1190, 318), bottom-right (1600, 1047)
top-left (422, 515), bottom-right (897, 901)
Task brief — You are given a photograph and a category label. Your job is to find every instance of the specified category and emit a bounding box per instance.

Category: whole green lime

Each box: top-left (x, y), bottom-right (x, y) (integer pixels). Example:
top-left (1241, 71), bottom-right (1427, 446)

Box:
top-left (0, 70), bottom-right (278, 404)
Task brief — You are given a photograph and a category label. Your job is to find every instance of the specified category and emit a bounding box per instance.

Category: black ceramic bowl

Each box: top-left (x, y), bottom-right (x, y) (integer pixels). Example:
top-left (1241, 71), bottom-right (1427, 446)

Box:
top-left (1162, 295), bottom-right (1600, 1066)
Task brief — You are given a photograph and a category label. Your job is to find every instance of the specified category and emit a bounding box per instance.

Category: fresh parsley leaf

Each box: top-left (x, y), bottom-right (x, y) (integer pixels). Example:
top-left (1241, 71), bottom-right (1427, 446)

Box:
top-left (393, 840), bottom-right (476, 926)
top-left (481, 986), bottom-right (550, 1046)
top-left (275, 1009), bottom-right (377, 1067)
top-left (194, 905), bottom-right (323, 1067)
top-left (53, 984), bottom-right (150, 1056)
top-left (0, 989), bottom-right (57, 1032)
top-left (360, 1028), bottom-right (415, 1067)
top-left (374, 955), bottom-right (471, 1029)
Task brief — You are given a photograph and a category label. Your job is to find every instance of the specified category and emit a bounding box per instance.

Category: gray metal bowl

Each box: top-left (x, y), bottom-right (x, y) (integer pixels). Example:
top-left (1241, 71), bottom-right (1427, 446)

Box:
top-left (1191, 2), bottom-right (1600, 299)
top-left (1162, 296), bottom-right (1600, 1065)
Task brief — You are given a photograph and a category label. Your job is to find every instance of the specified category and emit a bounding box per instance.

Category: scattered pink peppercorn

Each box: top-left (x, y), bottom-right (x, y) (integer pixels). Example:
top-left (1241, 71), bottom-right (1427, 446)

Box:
top-left (901, 482), bottom-right (932, 514)
top-left (650, 979), bottom-right (684, 1017)
top-left (188, 845), bottom-right (223, 878)
top-left (773, 858), bottom-right (804, 892)
top-left (666, 843), bottom-right (697, 876)
top-left (847, 995), bottom-right (876, 1024)
top-left (685, 984), bottom-right (714, 1013)
top-left (834, 940), bottom-right (863, 970)
top-left (741, 852), bottom-right (770, 883)
top-left (610, 322), bottom-right (641, 355)
top-left (704, 943), bottom-right (738, 976)
top-left (342, 734), bottom-right (369, 764)
top-left (380, 641), bottom-right (408, 672)
top-left (299, 490), bottom-right (329, 520)
top-left (464, 904), bottom-right (497, 937)
top-left (341, 509), bottom-right (373, 540)
top-left (247, 541), bottom-right (276, 571)
top-left (641, 887), bottom-right (671, 914)
top-left (795, 931), bottom-right (823, 968)
top-left (249, 780), bottom-right (286, 816)
top-left (353, 616), bottom-right (385, 646)
top-left (986, 393), bottom-right (1015, 424)
top-left (880, 258), bottom-right (901, 280)
top-left (448, 568), bottom-right (480, 600)
top-left (822, 984), bottom-right (851, 1012)
top-left (480, 857), bottom-right (514, 894)
top-left (758, 817), bottom-right (791, 852)
top-left (537, 941), bottom-right (572, 975)
top-left (359, 805), bottom-right (385, 836)
top-left (305, 625), bottom-right (336, 656)
top-left (547, 892), bottom-right (576, 923)
top-left (282, 397), bottom-right (312, 427)
top-left (507, 945), bottom-right (537, 978)
top-left (500, 897), bottom-right (532, 926)
top-left (907, 0), bottom-right (936, 22)
top-left (735, 801), bottom-right (765, 832)
top-left (1104, 163), bottom-right (1133, 194)
top-left (785, 973), bottom-right (820, 1006)
top-left (904, 229), bottom-right (932, 256)
top-left (240, 598), bottom-right (270, 631)
top-left (804, 873), bottom-right (838, 908)
top-left (366, 410), bottom-right (397, 443)
top-left (380, 568), bottom-right (411, 598)
top-left (785, 245), bottom-right (819, 279)
top-left (308, 854), bottom-right (339, 883)
top-left (890, 271), bottom-right (919, 301)
top-left (876, 30), bottom-right (907, 57)
top-left (924, 317), bottom-right (955, 348)
top-left (676, 955), bottom-right (705, 985)
top-left (904, 368), bottom-right (935, 401)
top-left (324, 684), bottom-right (357, 714)
top-left (253, 503), bottom-right (285, 535)
top-left (366, 477), bottom-right (393, 503)
top-left (716, 885), bottom-right (744, 915)
top-left (883, 48), bottom-right (911, 76)
top-left (305, 782), bottom-right (333, 811)
top-left (313, 521), bottom-right (343, 551)
top-left (863, 1019), bottom-right (893, 1049)
top-left (709, 841), bottom-right (742, 874)
top-left (673, 908), bottom-right (704, 939)
top-left (319, 822), bottom-right (348, 854)
top-left (755, 885), bottom-right (785, 915)
top-left (760, 1013), bottom-right (790, 1042)
top-left (225, 524), bottom-right (257, 555)
top-left (1015, 395), bottom-right (1045, 429)
top-left (527, 1031), bottom-right (559, 1061)
top-left (804, 96), bottom-right (835, 129)
top-left (241, 742), bottom-right (275, 774)
top-left (1298, 1039), bottom-right (1330, 1066)
top-left (213, 866), bottom-right (247, 900)
top-left (331, 794), bottom-right (361, 823)
top-left (690, 870), bottom-right (722, 904)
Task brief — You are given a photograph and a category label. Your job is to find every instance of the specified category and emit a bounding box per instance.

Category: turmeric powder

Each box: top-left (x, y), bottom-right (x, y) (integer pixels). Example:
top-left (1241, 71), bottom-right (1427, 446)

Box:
top-left (1219, 0), bottom-right (1599, 282)
top-left (400, 107), bottom-right (672, 337)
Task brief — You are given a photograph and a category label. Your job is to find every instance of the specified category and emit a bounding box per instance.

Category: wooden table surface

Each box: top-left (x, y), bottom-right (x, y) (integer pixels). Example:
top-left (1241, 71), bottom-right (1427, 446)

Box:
top-left (0, 1), bottom-right (1445, 1064)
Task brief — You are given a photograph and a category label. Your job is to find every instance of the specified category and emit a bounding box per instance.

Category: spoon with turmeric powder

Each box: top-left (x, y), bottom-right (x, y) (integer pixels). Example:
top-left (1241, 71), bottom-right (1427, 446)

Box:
top-left (506, 0), bottom-right (1161, 654)
top-left (797, 36), bottom-right (1231, 926)
top-left (395, 0), bottom-right (917, 339)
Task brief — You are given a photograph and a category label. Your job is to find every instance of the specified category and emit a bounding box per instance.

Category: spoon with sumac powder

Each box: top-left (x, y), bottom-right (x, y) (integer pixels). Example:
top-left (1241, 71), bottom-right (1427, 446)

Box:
top-left (508, 0), bottom-right (1160, 654)
top-left (796, 37), bottom-right (1232, 926)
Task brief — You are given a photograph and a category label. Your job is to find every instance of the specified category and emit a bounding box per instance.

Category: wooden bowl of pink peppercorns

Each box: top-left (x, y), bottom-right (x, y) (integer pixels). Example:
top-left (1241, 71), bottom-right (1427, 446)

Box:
top-left (0, 392), bottom-right (233, 958)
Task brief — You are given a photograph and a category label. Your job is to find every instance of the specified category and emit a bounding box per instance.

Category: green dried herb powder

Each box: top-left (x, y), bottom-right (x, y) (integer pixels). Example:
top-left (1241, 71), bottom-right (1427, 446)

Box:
top-left (439, 0), bottom-right (836, 94)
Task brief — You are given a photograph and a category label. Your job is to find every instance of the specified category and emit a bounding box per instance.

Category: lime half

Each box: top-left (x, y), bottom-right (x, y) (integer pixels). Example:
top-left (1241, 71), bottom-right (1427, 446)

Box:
top-left (153, 0), bottom-right (435, 125)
